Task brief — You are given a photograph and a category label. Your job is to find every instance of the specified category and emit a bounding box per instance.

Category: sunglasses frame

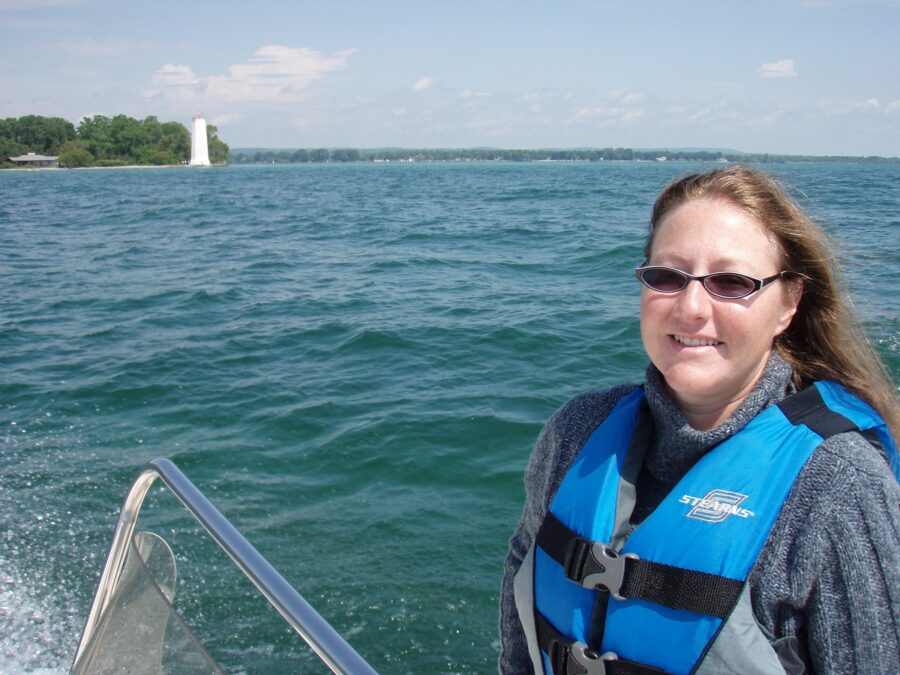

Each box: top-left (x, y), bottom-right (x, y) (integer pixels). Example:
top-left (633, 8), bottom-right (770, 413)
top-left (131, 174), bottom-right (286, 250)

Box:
top-left (635, 265), bottom-right (790, 299)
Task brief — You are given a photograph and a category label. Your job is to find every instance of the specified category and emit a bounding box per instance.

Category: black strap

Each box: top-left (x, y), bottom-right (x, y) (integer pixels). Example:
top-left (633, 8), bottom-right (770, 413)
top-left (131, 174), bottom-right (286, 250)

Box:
top-left (537, 510), bottom-right (577, 566)
top-left (537, 515), bottom-right (613, 650)
top-left (537, 512), bottom-right (743, 619)
top-left (586, 590), bottom-right (610, 647)
top-left (777, 385), bottom-right (858, 439)
top-left (861, 428), bottom-right (885, 456)
top-left (621, 558), bottom-right (742, 618)
top-left (779, 385), bottom-right (898, 474)
top-left (535, 612), bottom-right (668, 675)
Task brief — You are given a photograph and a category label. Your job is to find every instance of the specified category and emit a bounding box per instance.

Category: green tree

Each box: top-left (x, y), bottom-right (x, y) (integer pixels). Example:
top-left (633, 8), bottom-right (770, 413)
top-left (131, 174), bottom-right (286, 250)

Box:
top-left (77, 115), bottom-right (113, 161)
top-left (0, 118), bottom-right (28, 164)
top-left (208, 138), bottom-right (228, 164)
top-left (205, 124), bottom-right (229, 164)
top-left (58, 140), bottom-right (95, 167)
top-left (330, 148), bottom-right (360, 162)
top-left (159, 121), bottom-right (190, 162)
top-left (142, 116), bottom-right (163, 147)
top-left (141, 146), bottom-right (177, 165)
top-left (8, 115), bottom-right (75, 154)
top-left (108, 114), bottom-right (147, 161)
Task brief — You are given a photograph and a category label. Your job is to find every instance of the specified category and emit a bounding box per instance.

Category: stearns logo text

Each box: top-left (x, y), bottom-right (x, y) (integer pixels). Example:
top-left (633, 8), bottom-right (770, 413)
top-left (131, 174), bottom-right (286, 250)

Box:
top-left (680, 489), bottom-right (755, 522)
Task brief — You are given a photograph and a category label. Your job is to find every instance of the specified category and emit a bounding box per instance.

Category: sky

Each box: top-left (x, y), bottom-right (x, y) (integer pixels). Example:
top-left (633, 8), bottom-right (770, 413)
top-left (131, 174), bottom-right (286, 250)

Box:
top-left (2, 0), bottom-right (899, 156)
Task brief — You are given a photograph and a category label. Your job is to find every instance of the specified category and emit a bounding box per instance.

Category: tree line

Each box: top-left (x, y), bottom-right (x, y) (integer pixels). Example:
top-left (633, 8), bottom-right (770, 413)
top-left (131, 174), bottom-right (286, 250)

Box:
top-left (1, 114), bottom-right (229, 168)
top-left (231, 147), bottom-right (897, 165)
top-left (231, 147), bottom-right (693, 164)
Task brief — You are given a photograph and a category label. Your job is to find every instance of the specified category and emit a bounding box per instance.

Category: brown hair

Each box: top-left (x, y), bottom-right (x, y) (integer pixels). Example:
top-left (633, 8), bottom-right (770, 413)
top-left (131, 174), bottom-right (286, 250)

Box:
top-left (646, 165), bottom-right (899, 440)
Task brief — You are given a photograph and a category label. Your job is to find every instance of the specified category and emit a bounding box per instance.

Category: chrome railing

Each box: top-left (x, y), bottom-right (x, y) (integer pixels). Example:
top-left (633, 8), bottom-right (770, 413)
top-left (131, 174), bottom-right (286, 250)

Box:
top-left (72, 457), bottom-right (377, 674)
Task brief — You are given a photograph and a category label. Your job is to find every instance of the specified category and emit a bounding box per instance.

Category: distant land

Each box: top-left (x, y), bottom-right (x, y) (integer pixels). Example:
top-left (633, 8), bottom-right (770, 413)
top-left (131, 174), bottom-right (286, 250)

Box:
top-left (230, 147), bottom-right (899, 165)
top-left (1, 114), bottom-right (229, 168)
top-left (6, 112), bottom-right (897, 170)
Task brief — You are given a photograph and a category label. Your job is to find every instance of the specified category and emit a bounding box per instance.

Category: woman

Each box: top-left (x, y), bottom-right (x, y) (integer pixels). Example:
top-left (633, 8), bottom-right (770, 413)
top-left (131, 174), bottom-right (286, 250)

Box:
top-left (499, 166), bottom-right (899, 674)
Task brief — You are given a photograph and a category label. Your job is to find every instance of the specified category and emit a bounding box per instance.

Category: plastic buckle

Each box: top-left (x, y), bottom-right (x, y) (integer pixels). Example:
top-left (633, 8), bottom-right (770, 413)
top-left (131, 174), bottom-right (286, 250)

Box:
top-left (567, 642), bottom-right (618, 675)
top-left (564, 538), bottom-right (638, 600)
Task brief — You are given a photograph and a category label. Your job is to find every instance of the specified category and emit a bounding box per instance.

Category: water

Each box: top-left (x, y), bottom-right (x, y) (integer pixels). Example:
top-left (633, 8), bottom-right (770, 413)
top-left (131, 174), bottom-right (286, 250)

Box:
top-left (1, 161), bottom-right (897, 673)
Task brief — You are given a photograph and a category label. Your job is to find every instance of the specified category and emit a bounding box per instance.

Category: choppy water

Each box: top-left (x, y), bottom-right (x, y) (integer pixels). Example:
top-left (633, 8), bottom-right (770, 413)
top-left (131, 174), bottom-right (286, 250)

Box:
top-left (1, 161), bottom-right (897, 673)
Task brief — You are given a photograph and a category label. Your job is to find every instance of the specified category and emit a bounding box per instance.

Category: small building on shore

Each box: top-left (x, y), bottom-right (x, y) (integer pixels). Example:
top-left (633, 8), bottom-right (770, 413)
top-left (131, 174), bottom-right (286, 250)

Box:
top-left (8, 152), bottom-right (59, 168)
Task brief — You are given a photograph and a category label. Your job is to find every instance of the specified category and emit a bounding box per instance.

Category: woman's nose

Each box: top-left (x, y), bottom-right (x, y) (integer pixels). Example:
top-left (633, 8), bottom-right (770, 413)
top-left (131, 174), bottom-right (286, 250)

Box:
top-left (673, 279), bottom-right (713, 318)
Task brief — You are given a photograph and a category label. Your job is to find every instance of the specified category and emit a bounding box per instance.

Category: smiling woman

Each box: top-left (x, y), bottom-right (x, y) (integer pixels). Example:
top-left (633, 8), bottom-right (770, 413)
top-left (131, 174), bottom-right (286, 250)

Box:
top-left (500, 166), bottom-right (900, 675)
top-left (638, 196), bottom-right (802, 431)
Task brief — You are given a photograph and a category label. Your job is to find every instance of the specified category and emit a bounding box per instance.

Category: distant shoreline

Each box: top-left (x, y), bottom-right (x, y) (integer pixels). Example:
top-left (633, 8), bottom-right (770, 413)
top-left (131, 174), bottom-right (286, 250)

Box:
top-left (5, 152), bottom-right (899, 172)
top-left (228, 147), bottom-right (900, 165)
top-left (1, 163), bottom-right (226, 172)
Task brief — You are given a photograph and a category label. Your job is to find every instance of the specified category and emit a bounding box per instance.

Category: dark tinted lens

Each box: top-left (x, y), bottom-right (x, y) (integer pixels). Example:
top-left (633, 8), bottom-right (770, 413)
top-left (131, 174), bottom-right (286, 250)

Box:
top-left (642, 268), bottom-right (687, 292)
top-left (705, 273), bottom-right (755, 298)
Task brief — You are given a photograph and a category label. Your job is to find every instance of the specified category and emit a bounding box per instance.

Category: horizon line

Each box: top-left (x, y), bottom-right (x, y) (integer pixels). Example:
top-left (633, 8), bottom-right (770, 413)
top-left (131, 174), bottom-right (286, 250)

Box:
top-left (228, 146), bottom-right (900, 160)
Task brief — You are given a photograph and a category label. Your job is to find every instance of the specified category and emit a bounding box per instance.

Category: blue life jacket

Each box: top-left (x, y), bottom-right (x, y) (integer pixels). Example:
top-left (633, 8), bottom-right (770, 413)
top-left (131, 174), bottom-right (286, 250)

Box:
top-left (514, 381), bottom-right (898, 675)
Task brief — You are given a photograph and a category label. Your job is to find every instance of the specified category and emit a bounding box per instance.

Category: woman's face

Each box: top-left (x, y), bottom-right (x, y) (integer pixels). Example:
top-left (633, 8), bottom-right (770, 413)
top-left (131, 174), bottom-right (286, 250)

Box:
top-left (640, 197), bottom-right (800, 427)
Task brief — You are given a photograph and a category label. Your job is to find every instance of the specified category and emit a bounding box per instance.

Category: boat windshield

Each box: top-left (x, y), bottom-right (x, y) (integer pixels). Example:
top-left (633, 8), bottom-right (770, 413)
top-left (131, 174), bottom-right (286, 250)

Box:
top-left (72, 530), bottom-right (222, 674)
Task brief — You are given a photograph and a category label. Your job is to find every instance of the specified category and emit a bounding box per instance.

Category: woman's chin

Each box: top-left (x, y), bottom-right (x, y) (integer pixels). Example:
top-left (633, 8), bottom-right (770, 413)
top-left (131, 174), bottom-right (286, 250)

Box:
top-left (661, 369), bottom-right (733, 410)
top-left (661, 363), bottom-right (722, 394)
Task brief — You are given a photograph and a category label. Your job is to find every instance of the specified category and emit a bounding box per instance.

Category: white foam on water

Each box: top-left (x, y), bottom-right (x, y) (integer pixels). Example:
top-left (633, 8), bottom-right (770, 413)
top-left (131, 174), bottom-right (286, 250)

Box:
top-left (0, 554), bottom-right (73, 674)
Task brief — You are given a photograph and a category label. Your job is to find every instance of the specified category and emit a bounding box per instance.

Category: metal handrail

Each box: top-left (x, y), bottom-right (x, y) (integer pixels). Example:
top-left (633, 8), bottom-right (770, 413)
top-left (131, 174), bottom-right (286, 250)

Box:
top-left (72, 457), bottom-right (377, 674)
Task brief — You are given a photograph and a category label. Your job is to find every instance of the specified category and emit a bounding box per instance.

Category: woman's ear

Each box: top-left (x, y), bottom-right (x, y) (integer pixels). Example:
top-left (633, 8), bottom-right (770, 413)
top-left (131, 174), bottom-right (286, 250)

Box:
top-left (776, 277), bottom-right (804, 335)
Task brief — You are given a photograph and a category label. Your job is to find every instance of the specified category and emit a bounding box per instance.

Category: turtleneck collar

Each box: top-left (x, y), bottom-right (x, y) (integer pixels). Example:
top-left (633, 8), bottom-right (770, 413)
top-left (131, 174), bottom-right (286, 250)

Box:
top-left (641, 352), bottom-right (795, 485)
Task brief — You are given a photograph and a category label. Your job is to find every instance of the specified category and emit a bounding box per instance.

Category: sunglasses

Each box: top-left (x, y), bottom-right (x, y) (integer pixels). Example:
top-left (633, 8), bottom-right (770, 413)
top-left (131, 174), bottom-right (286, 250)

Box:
top-left (635, 265), bottom-right (790, 299)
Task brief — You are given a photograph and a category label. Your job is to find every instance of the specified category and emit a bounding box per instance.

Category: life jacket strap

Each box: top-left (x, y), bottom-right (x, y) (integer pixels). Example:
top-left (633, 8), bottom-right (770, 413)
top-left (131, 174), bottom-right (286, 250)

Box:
top-left (537, 512), bottom-right (743, 618)
top-left (535, 611), bottom-right (668, 675)
top-left (776, 385), bottom-right (858, 438)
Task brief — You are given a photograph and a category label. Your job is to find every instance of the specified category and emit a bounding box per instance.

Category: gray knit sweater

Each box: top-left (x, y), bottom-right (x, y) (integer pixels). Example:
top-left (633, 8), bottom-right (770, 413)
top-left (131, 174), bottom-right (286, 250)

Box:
top-left (499, 354), bottom-right (900, 674)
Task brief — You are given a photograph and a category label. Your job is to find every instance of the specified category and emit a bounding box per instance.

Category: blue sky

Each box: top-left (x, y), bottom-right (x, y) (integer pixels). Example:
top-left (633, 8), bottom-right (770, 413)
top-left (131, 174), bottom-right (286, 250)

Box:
top-left (2, 0), bottom-right (898, 155)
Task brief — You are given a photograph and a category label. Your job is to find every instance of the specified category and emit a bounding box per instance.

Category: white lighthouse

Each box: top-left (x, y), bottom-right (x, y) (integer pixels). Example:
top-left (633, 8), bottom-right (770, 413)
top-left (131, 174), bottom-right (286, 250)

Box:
top-left (189, 114), bottom-right (210, 166)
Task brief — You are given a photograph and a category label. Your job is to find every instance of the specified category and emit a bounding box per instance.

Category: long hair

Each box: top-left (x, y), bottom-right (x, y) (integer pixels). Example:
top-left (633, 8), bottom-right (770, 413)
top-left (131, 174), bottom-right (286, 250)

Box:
top-left (646, 165), bottom-right (899, 440)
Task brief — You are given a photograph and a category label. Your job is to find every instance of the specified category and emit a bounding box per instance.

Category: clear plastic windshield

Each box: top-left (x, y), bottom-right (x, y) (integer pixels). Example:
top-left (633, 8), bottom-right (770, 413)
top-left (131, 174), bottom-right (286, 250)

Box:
top-left (72, 531), bottom-right (222, 674)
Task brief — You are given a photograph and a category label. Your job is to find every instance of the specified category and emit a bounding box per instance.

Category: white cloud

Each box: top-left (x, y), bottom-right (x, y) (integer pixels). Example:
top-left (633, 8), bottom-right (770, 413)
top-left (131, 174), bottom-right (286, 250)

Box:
top-left (662, 99), bottom-right (753, 130)
top-left (759, 109), bottom-right (785, 125)
top-left (211, 113), bottom-right (242, 127)
top-left (516, 93), bottom-right (541, 103)
top-left (142, 63), bottom-right (201, 102)
top-left (608, 88), bottom-right (647, 105)
top-left (141, 63), bottom-right (201, 102)
top-left (568, 105), bottom-right (644, 126)
top-left (153, 64), bottom-right (201, 87)
top-left (143, 45), bottom-right (354, 105)
top-left (851, 97), bottom-right (882, 111)
top-left (205, 45), bottom-right (353, 103)
top-left (565, 88), bottom-right (647, 127)
top-left (413, 77), bottom-right (433, 92)
top-left (759, 59), bottom-right (798, 78)
top-left (830, 97), bottom-right (900, 115)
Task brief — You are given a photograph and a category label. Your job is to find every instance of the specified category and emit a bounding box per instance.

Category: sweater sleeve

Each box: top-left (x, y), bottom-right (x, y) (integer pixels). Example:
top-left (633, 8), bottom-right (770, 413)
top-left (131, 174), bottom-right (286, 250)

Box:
top-left (751, 431), bottom-right (900, 674)
top-left (498, 385), bottom-right (637, 674)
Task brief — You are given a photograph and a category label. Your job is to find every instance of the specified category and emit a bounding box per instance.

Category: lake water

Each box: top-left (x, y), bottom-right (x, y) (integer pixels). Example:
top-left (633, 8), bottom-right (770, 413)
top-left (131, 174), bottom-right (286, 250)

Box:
top-left (1, 161), bottom-right (897, 673)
